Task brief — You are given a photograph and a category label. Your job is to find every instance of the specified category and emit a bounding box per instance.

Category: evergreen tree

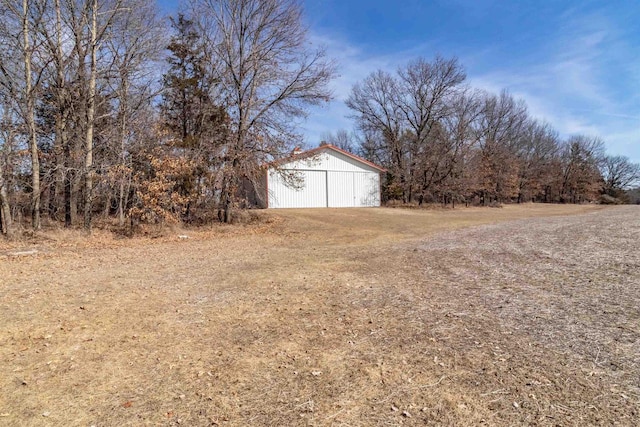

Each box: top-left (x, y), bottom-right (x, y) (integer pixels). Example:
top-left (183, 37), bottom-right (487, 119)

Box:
top-left (155, 14), bottom-right (228, 222)
top-left (161, 14), bottom-right (227, 151)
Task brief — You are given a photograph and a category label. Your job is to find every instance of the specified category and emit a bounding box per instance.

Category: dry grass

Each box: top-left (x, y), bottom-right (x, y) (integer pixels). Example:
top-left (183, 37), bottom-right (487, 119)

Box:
top-left (1, 204), bottom-right (638, 426)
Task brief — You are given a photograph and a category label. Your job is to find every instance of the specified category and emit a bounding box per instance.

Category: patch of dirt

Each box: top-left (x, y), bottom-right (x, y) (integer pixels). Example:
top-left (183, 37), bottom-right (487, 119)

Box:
top-left (1, 204), bottom-right (637, 426)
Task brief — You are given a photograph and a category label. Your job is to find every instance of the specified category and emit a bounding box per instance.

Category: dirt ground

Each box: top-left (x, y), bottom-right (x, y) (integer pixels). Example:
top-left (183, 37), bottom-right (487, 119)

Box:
top-left (1, 204), bottom-right (638, 426)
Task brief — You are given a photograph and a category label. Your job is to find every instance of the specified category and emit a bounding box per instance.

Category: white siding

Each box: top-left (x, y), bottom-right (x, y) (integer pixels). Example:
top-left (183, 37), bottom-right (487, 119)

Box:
top-left (327, 171), bottom-right (354, 207)
top-left (268, 169), bottom-right (327, 208)
top-left (353, 172), bottom-right (380, 207)
top-left (267, 147), bottom-right (382, 208)
top-left (280, 150), bottom-right (379, 173)
top-left (326, 171), bottom-right (380, 207)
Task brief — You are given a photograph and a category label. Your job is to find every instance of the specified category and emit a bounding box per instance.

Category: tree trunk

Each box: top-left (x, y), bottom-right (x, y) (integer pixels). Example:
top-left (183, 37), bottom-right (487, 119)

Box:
top-left (118, 181), bottom-right (125, 226)
top-left (219, 169), bottom-right (237, 224)
top-left (118, 174), bottom-right (132, 227)
top-left (0, 97), bottom-right (14, 236)
top-left (117, 76), bottom-right (129, 226)
top-left (52, 0), bottom-right (68, 223)
top-left (219, 179), bottom-right (232, 223)
top-left (0, 175), bottom-right (13, 237)
top-left (83, 0), bottom-right (98, 232)
top-left (64, 148), bottom-right (74, 226)
top-left (23, 0), bottom-right (41, 230)
top-left (223, 196), bottom-right (231, 223)
top-left (49, 165), bottom-right (61, 220)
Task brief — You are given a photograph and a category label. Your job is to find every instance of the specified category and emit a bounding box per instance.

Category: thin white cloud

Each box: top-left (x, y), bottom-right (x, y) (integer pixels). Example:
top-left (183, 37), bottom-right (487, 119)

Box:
top-left (309, 32), bottom-right (405, 100)
top-left (304, 31), bottom-right (464, 146)
top-left (302, 10), bottom-right (640, 163)
top-left (466, 9), bottom-right (640, 162)
top-left (302, 32), bottom-right (415, 146)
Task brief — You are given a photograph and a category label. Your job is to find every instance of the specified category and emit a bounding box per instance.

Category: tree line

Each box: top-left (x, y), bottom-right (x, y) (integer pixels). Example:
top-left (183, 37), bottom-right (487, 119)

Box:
top-left (334, 56), bottom-right (640, 207)
top-left (0, 0), bottom-right (334, 236)
top-left (1, 0), bottom-right (638, 237)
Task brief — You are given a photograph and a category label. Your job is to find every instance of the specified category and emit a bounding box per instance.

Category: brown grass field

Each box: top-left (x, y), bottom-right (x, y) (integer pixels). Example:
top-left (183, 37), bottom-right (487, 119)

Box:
top-left (1, 204), bottom-right (638, 426)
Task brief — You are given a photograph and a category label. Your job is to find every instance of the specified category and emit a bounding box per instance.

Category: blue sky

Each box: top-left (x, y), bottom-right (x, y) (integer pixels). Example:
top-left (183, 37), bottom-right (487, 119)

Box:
top-left (161, 0), bottom-right (640, 162)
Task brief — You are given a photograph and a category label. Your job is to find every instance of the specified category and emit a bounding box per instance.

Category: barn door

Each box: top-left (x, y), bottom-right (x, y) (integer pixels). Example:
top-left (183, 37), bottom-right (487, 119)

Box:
top-left (353, 172), bottom-right (379, 206)
top-left (327, 171), bottom-right (355, 207)
top-left (269, 169), bottom-right (327, 208)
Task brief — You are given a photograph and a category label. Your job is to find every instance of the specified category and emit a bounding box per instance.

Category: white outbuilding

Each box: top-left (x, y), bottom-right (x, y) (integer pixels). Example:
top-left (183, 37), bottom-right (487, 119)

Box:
top-left (263, 144), bottom-right (385, 209)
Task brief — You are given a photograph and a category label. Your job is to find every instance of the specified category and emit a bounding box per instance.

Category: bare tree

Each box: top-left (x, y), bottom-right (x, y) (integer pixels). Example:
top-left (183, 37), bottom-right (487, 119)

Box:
top-left (347, 70), bottom-right (405, 198)
top-left (560, 135), bottom-right (605, 203)
top-left (80, 0), bottom-right (98, 231)
top-left (0, 0), bottom-right (46, 229)
top-left (0, 9), bottom-right (17, 235)
top-left (104, 0), bottom-right (165, 225)
top-left (38, 0), bottom-right (71, 223)
top-left (347, 57), bottom-right (467, 203)
top-left (601, 155), bottom-right (640, 196)
top-left (0, 96), bottom-right (16, 236)
top-left (398, 57), bottom-right (466, 201)
top-left (430, 89), bottom-right (482, 206)
top-left (193, 0), bottom-right (335, 222)
top-left (320, 129), bottom-right (358, 153)
top-left (474, 90), bottom-right (528, 204)
top-left (513, 120), bottom-right (559, 203)
top-left (22, 0), bottom-right (43, 229)
top-left (347, 62), bottom-right (618, 206)
top-left (83, 0), bottom-right (126, 231)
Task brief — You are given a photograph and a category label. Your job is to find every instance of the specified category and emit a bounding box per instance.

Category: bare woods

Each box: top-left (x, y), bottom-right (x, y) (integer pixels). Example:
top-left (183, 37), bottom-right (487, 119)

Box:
top-left (0, 0), bottom-right (334, 235)
top-left (0, 0), bottom-right (638, 237)
top-left (343, 57), bottom-right (640, 207)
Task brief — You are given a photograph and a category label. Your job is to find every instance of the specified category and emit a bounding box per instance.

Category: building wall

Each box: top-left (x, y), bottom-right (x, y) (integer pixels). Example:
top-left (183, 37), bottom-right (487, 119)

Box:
top-left (268, 169), bottom-right (328, 208)
top-left (267, 149), bottom-right (381, 208)
top-left (280, 150), bottom-right (381, 174)
top-left (327, 171), bottom-right (380, 207)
